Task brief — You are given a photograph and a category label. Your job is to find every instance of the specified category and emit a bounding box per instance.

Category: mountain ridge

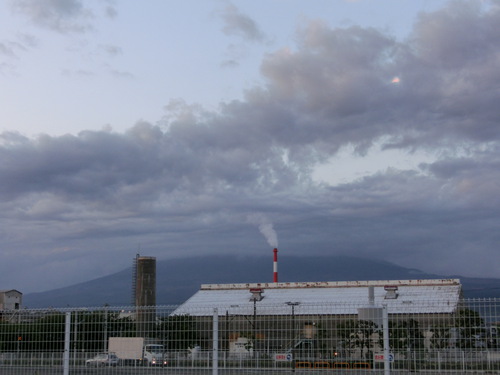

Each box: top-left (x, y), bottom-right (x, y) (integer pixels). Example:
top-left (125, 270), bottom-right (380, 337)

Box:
top-left (23, 255), bottom-right (500, 308)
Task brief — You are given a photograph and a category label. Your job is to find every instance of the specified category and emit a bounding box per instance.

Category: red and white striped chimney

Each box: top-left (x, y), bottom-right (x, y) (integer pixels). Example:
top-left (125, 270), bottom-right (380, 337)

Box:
top-left (273, 248), bottom-right (278, 283)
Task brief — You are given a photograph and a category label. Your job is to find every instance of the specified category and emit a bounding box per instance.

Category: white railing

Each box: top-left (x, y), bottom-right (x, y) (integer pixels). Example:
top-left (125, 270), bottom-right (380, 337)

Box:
top-left (0, 298), bottom-right (499, 373)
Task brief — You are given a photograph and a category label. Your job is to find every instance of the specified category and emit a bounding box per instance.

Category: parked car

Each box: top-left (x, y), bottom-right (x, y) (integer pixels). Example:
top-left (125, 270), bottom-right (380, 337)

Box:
top-left (85, 353), bottom-right (119, 367)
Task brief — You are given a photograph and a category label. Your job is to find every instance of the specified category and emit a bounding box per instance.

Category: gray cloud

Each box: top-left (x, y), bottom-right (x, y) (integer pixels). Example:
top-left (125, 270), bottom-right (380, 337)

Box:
top-left (103, 1), bottom-right (118, 19)
top-left (100, 44), bottom-right (122, 57)
top-left (8, 0), bottom-right (118, 34)
top-left (220, 59), bottom-right (239, 69)
top-left (257, 2), bottom-right (500, 152)
top-left (0, 42), bottom-right (17, 57)
top-left (1, 0), bottom-right (500, 292)
top-left (9, 0), bottom-right (95, 33)
top-left (220, 3), bottom-right (265, 42)
top-left (0, 34), bottom-right (37, 74)
top-left (0, 33), bottom-right (38, 59)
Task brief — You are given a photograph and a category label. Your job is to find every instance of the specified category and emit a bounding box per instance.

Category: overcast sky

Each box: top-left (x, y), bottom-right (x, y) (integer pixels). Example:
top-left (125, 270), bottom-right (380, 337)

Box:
top-left (1, 0), bottom-right (499, 293)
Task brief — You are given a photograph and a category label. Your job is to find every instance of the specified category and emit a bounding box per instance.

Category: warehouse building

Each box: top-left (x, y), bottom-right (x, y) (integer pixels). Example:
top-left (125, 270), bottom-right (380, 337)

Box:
top-left (174, 279), bottom-right (462, 316)
top-left (171, 279), bottom-right (463, 359)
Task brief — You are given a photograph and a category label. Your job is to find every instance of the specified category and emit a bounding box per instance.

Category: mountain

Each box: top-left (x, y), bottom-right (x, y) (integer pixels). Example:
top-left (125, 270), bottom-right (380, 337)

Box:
top-left (23, 255), bottom-right (500, 308)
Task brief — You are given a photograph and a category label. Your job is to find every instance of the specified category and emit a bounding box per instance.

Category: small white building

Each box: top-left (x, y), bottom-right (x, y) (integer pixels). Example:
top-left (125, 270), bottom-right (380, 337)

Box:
top-left (0, 289), bottom-right (22, 310)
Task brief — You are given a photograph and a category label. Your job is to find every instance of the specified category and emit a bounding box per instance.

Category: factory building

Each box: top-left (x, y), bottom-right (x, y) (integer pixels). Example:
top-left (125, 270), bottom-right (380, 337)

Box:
top-left (171, 279), bottom-right (463, 356)
top-left (174, 279), bottom-right (462, 316)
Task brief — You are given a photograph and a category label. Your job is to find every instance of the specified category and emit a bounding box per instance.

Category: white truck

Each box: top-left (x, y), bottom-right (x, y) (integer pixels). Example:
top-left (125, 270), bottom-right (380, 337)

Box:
top-left (108, 337), bottom-right (167, 366)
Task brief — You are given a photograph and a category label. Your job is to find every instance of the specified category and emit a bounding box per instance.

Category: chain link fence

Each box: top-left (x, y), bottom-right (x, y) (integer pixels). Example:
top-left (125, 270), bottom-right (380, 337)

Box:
top-left (1, 298), bottom-right (499, 374)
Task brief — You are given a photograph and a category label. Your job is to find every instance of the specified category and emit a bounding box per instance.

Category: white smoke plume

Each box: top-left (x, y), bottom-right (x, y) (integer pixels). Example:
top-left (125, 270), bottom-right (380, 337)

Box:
top-left (248, 213), bottom-right (278, 248)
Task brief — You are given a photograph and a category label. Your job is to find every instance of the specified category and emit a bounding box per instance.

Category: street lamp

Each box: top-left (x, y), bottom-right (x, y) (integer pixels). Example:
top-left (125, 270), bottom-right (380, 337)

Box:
top-left (286, 302), bottom-right (300, 345)
top-left (225, 305), bottom-right (239, 351)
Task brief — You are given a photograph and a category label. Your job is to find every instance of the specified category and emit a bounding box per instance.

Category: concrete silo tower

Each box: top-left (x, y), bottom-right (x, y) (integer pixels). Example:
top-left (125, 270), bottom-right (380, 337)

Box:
top-left (134, 255), bottom-right (156, 307)
top-left (133, 255), bottom-right (156, 337)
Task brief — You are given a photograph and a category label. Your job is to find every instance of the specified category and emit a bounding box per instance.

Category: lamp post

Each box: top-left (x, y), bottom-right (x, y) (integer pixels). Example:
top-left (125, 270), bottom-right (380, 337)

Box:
top-left (225, 305), bottom-right (239, 352)
top-left (286, 302), bottom-right (300, 344)
top-left (249, 289), bottom-right (264, 357)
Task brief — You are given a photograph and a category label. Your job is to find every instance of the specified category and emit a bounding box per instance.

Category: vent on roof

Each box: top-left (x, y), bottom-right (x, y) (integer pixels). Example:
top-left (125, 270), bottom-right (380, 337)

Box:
top-left (249, 288), bottom-right (264, 302)
top-left (384, 285), bottom-right (398, 299)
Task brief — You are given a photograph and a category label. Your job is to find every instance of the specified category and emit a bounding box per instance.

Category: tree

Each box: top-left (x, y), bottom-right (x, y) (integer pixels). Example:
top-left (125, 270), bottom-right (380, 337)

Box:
top-left (74, 310), bottom-right (136, 352)
top-left (0, 320), bottom-right (28, 352)
top-left (336, 319), bottom-right (378, 360)
top-left (430, 323), bottom-right (451, 351)
top-left (33, 313), bottom-right (66, 351)
top-left (0, 312), bottom-right (67, 352)
top-left (160, 315), bottom-right (199, 351)
top-left (356, 320), bottom-right (378, 360)
top-left (454, 308), bottom-right (485, 349)
top-left (336, 320), bottom-right (358, 358)
top-left (378, 319), bottom-right (424, 360)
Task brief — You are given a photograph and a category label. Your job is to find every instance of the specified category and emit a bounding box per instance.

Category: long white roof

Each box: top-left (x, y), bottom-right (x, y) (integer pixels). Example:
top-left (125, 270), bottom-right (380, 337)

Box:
top-left (172, 279), bottom-right (462, 316)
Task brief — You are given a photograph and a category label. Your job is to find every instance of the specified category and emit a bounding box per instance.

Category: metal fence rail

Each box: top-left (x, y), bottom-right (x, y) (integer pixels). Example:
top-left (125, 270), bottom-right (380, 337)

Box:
top-left (1, 298), bottom-right (500, 374)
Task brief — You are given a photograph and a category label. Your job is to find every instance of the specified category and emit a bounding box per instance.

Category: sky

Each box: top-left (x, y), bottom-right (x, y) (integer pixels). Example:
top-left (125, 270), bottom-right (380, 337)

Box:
top-left (1, 0), bottom-right (499, 294)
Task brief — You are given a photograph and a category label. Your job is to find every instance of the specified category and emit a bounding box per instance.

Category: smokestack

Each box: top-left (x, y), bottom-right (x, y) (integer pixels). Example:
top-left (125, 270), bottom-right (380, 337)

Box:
top-left (273, 248), bottom-right (278, 283)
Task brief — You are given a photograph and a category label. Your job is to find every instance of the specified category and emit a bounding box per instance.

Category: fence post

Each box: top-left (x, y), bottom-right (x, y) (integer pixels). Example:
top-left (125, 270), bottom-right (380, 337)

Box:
top-left (438, 351), bottom-right (441, 372)
top-left (383, 304), bottom-right (390, 375)
top-left (213, 308), bottom-right (219, 375)
top-left (73, 310), bottom-right (78, 366)
top-left (63, 311), bottom-right (71, 375)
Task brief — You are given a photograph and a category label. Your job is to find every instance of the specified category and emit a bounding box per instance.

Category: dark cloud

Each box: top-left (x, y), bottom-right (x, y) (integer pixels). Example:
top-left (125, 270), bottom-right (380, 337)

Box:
top-left (1, 0), bottom-right (500, 292)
